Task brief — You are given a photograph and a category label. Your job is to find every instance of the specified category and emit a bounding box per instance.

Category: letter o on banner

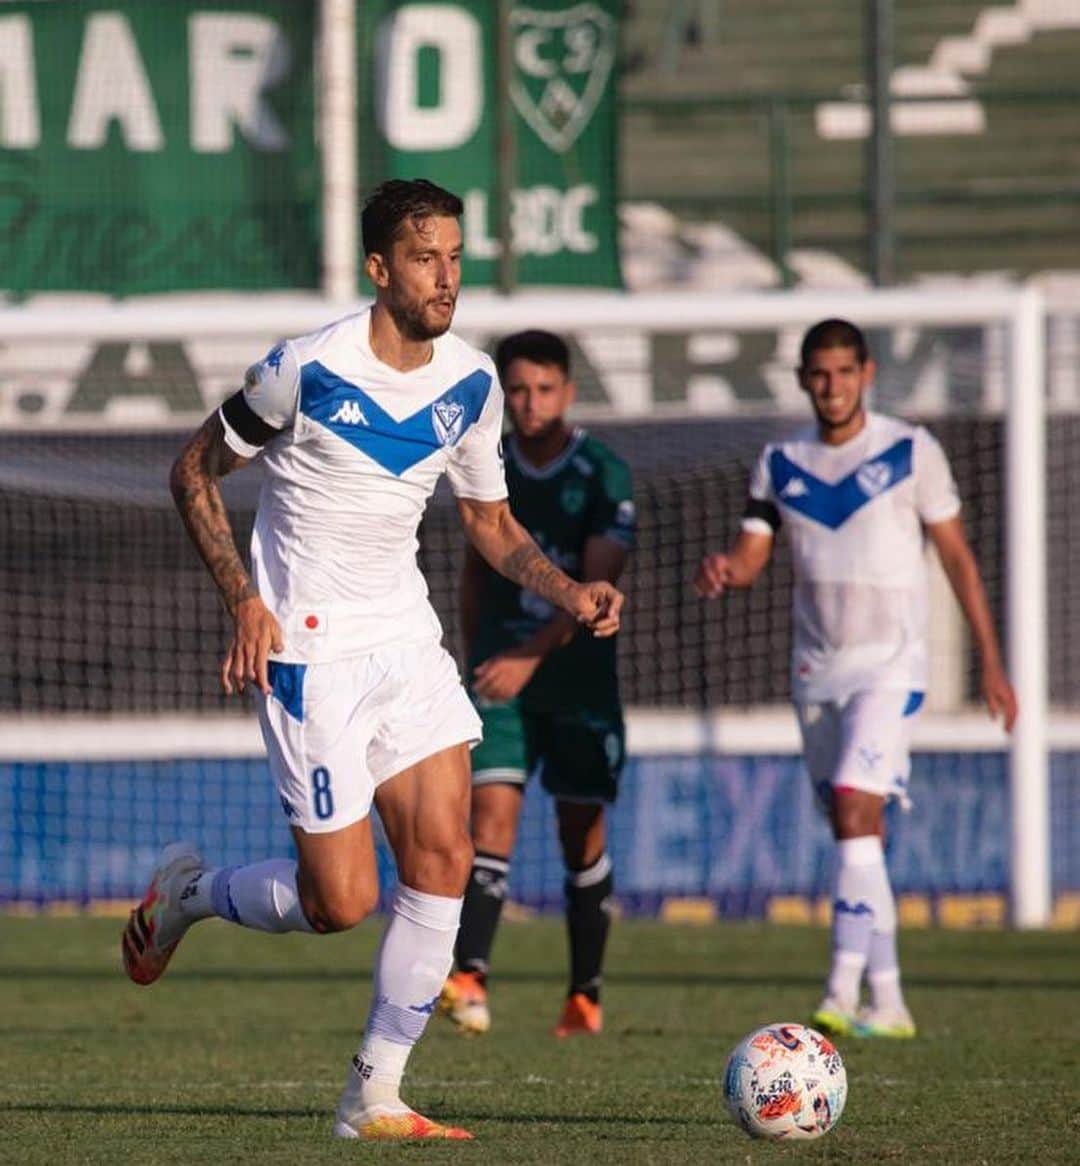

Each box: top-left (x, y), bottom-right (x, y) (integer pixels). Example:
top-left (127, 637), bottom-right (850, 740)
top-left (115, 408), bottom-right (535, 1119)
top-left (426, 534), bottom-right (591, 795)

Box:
top-left (376, 4), bottom-right (482, 151)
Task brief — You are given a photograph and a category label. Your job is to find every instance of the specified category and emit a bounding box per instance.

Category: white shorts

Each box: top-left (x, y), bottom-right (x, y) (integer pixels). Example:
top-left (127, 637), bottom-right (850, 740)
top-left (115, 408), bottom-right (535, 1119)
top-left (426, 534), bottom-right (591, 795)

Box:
top-left (795, 689), bottom-right (923, 811)
top-left (257, 639), bottom-right (482, 834)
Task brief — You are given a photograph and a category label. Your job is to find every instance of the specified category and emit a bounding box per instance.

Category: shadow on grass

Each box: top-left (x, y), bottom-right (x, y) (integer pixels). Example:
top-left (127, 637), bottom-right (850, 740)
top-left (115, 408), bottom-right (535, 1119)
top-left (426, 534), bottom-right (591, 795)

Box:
top-left (0, 1101), bottom-right (701, 1128)
top-left (0, 967), bottom-right (1076, 991)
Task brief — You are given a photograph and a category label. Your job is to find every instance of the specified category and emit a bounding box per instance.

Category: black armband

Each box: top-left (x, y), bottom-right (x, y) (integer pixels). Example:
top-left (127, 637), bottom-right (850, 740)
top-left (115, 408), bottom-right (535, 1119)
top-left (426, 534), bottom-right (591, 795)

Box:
top-left (220, 390), bottom-right (282, 448)
top-left (743, 497), bottom-right (782, 531)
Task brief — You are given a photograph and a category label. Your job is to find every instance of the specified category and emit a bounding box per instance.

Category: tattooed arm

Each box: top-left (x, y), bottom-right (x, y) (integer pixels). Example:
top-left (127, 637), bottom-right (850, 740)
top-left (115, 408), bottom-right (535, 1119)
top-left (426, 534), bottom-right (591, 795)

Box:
top-left (170, 413), bottom-right (283, 694)
top-left (456, 497), bottom-right (623, 638)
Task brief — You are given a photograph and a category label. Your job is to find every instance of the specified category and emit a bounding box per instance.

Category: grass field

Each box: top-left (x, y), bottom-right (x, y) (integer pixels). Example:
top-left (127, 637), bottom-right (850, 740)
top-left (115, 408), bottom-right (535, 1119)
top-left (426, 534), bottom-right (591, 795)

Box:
top-left (2, 916), bottom-right (1078, 1164)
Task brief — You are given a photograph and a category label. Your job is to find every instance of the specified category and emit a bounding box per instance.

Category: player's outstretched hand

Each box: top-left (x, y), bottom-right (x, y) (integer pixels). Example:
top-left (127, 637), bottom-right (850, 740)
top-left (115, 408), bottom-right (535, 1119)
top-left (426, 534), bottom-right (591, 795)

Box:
top-left (222, 595), bottom-right (284, 696)
top-left (983, 661), bottom-right (1018, 733)
top-left (570, 581), bottom-right (624, 638)
top-left (694, 552), bottom-right (733, 599)
top-left (472, 652), bottom-right (541, 702)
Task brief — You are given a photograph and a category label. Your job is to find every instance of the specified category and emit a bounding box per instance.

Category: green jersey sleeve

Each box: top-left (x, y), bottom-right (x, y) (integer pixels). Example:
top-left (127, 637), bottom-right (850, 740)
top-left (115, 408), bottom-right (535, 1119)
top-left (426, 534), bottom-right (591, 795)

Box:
top-left (587, 441), bottom-right (635, 549)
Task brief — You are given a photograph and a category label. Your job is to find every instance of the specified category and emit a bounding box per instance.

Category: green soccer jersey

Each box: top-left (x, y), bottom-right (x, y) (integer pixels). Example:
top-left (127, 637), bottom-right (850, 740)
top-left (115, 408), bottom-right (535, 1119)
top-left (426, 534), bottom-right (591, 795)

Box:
top-left (470, 428), bottom-right (635, 713)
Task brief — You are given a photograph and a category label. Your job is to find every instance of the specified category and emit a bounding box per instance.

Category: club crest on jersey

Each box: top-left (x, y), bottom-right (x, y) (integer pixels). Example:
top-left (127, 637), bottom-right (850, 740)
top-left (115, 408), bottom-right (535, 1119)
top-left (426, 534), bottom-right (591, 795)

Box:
top-left (432, 400), bottom-right (465, 445)
top-left (856, 460), bottom-right (892, 497)
top-left (561, 481), bottom-right (586, 515)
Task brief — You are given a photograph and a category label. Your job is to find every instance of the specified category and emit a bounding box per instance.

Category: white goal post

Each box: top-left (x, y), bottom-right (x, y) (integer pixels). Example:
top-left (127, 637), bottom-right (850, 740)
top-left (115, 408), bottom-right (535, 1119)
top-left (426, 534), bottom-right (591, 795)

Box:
top-left (0, 286), bottom-right (1051, 925)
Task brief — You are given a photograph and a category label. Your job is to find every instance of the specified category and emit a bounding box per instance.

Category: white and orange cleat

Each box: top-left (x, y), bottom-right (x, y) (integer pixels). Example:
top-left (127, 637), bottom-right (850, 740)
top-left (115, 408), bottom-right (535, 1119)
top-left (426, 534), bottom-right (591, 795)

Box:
top-left (553, 992), bottom-right (603, 1037)
top-left (121, 842), bottom-right (203, 986)
top-left (334, 1104), bottom-right (473, 1141)
top-left (439, 970), bottom-right (491, 1035)
top-left (334, 1058), bottom-right (473, 1141)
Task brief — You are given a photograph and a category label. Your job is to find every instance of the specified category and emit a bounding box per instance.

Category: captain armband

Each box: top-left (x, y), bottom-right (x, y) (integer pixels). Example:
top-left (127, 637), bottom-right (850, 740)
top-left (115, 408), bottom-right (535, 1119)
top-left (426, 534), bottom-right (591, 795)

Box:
top-left (741, 497), bottom-right (781, 533)
top-left (219, 391), bottom-right (285, 457)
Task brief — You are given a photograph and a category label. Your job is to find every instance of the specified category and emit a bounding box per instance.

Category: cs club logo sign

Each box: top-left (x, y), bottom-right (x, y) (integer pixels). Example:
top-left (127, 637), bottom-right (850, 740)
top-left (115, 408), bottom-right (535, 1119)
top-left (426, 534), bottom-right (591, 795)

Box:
top-left (510, 4), bottom-right (616, 153)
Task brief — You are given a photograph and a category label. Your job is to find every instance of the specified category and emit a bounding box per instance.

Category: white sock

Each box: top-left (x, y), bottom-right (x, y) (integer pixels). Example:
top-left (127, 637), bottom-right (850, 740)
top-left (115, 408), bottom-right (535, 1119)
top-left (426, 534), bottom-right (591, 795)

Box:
top-left (190, 860), bottom-right (315, 933)
top-left (826, 835), bottom-right (889, 1009)
top-left (338, 885), bottom-right (462, 1123)
top-left (868, 932), bottom-right (907, 1011)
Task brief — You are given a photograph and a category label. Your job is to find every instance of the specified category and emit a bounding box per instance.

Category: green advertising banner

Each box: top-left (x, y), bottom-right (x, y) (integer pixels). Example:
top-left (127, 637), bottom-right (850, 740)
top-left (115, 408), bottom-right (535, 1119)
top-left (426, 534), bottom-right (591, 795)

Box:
top-left (0, 0), bottom-right (318, 295)
top-left (0, 0), bottom-right (620, 295)
top-left (360, 0), bottom-right (622, 287)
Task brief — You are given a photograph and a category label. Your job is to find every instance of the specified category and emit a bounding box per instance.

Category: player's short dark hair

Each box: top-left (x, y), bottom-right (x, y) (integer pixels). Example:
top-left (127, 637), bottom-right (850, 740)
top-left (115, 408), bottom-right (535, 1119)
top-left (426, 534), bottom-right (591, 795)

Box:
top-left (800, 318), bottom-right (870, 367)
top-left (361, 179), bottom-right (464, 256)
top-left (494, 330), bottom-right (571, 380)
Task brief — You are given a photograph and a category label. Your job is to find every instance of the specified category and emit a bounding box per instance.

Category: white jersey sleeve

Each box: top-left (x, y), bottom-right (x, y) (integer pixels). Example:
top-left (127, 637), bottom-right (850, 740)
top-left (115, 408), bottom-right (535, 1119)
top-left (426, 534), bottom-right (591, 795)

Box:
top-left (741, 444), bottom-right (781, 535)
top-left (445, 376), bottom-right (508, 501)
top-left (914, 427), bottom-right (961, 525)
top-left (219, 340), bottom-right (300, 458)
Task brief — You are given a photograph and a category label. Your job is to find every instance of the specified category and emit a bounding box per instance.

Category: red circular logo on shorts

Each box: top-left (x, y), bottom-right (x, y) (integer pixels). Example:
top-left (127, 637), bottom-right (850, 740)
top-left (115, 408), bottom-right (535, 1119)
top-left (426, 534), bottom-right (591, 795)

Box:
top-left (305, 615), bottom-right (319, 629)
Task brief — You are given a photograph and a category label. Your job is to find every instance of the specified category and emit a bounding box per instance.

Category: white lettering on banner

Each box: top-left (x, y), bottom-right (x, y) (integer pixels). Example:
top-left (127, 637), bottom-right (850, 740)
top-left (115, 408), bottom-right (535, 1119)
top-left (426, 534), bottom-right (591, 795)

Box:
top-left (189, 14), bottom-right (291, 153)
top-left (464, 191), bottom-right (500, 260)
top-left (0, 323), bottom-right (1037, 426)
top-left (464, 185), bottom-right (598, 258)
top-left (515, 28), bottom-right (557, 79)
top-left (513, 185), bottom-right (596, 256)
top-left (0, 15), bottom-right (39, 148)
top-left (67, 13), bottom-right (163, 151)
top-left (377, 5), bottom-right (482, 151)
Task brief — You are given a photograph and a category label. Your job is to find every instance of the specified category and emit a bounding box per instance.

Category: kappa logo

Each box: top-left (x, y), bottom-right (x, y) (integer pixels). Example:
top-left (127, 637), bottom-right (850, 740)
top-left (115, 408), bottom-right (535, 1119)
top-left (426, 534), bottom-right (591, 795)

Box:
top-left (329, 400), bottom-right (369, 426)
top-left (781, 477), bottom-right (809, 498)
top-left (858, 745), bottom-right (884, 771)
top-left (856, 460), bottom-right (892, 497)
top-left (432, 399), bottom-right (465, 445)
top-left (510, 4), bottom-right (617, 153)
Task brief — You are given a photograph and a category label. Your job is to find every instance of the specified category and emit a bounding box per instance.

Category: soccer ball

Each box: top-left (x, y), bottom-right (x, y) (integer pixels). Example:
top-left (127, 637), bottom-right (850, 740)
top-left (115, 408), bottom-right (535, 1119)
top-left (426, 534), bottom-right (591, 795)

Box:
top-left (722, 1022), bottom-right (847, 1141)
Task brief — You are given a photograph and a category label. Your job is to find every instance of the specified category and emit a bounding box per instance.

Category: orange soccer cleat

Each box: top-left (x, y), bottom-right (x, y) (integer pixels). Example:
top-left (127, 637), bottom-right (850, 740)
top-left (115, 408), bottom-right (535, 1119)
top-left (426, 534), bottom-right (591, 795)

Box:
top-left (121, 842), bottom-right (204, 986)
top-left (438, 969), bottom-right (491, 1034)
top-left (335, 1107), bottom-right (474, 1141)
top-left (553, 991), bottom-right (603, 1037)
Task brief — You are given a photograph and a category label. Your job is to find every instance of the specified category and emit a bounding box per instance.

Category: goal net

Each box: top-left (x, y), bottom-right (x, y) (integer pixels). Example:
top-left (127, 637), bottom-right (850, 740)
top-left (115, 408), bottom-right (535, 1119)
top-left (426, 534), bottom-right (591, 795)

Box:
top-left (0, 288), bottom-right (1073, 926)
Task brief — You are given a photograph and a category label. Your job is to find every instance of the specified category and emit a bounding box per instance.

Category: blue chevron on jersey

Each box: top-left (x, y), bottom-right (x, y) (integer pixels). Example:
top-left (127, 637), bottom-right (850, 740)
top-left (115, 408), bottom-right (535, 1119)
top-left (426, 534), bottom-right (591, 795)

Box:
top-left (769, 438), bottom-right (913, 529)
top-left (299, 361), bottom-right (493, 476)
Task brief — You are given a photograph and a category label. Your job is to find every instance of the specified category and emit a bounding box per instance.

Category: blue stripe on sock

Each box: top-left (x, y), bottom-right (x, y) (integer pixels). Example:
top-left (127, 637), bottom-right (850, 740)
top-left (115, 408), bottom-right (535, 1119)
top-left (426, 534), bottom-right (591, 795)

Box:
top-left (367, 993), bottom-right (434, 1044)
top-left (211, 866), bottom-right (241, 923)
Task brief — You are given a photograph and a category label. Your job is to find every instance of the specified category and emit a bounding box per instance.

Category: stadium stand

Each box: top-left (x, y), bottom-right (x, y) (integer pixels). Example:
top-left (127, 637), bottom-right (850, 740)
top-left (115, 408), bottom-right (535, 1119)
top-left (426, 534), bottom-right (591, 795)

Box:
top-left (620, 1), bottom-right (1080, 279)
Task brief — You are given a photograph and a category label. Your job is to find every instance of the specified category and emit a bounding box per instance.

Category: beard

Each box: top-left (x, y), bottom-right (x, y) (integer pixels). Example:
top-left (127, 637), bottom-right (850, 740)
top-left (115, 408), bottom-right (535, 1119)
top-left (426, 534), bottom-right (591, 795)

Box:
top-left (813, 396), bottom-right (863, 432)
top-left (389, 289), bottom-right (456, 341)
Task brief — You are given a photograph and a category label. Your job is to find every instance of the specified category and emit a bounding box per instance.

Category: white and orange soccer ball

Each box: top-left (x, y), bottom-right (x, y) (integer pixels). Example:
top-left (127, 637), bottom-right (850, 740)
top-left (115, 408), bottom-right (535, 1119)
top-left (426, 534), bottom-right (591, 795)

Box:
top-left (722, 1022), bottom-right (847, 1141)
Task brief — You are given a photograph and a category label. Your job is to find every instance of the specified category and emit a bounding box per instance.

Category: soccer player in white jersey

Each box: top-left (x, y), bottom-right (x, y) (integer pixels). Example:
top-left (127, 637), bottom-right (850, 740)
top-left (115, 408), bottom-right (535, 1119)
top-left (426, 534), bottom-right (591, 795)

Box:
top-left (120, 179), bottom-right (624, 1141)
top-left (694, 318), bottom-right (1016, 1039)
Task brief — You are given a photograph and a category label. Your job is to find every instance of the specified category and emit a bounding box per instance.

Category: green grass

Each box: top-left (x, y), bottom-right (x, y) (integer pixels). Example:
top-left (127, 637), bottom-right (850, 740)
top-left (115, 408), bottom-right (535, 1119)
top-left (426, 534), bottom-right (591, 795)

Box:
top-left (2, 917), bottom-right (1078, 1164)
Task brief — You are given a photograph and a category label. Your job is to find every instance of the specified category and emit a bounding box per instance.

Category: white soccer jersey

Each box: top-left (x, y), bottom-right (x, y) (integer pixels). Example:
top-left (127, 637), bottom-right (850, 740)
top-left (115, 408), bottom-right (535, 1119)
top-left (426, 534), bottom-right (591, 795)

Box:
top-left (219, 307), bottom-right (507, 663)
top-left (742, 412), bottom-right (960, 702)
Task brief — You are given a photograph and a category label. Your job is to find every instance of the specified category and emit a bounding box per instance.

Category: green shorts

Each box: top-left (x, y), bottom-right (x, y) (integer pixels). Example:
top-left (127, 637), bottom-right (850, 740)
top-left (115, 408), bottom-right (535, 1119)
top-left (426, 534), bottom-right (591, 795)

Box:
top-left (471, 699), bottom-right (625, 804)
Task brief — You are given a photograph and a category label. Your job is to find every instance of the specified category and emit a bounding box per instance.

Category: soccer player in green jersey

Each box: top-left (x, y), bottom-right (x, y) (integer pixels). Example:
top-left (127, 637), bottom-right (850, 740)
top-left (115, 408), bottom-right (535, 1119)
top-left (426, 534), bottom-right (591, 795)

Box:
top-left (439, 330), bottom-right (635, 1037)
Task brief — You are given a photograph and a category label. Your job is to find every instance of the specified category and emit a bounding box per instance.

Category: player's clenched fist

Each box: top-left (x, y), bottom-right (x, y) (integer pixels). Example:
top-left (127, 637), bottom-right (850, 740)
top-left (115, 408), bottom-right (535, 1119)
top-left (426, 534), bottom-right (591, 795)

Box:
top-left (571, 580), bottom-right (624, 637)
top-left (694, 552), bottom-right (734, 599)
